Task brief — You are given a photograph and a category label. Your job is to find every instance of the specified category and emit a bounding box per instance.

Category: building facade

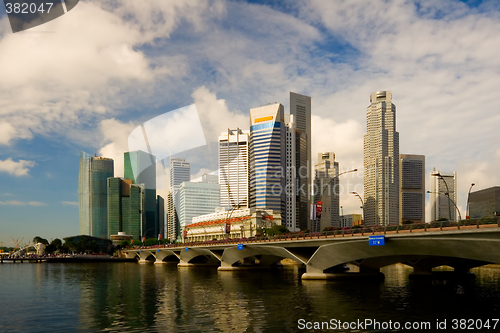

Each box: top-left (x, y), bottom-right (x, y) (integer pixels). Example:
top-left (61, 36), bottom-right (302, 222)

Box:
top-left (339, 214), bottom-right (363, 228)
top-left (290, 92), bottom-right (311, 231)
top-left (184, 208), bottom-right (281, 242)
top-left (168, 158), bottom-right (191, 240)
top-left (78, 151), bottom-right (114, 238)
top-left (219, 128), bottom-right (249, 209)
top-left (313, 152), bottom-right (340, 231)
top-left (400, 154), bottom-right (425, 223)
top-left (430, 169), bottom-right (457, 221)
top-left (469, 186), bottom-right (500, 219)
top-left (179, 181), bottom-right (221, 229)
top-left (124, 150), bottom-right (157, 238)
top-left (107, 178), bottom-right (145, 240)
top-left (363, 91), bottom-right (400, 226)
top-left (249, 103), bottom-right (287, 225)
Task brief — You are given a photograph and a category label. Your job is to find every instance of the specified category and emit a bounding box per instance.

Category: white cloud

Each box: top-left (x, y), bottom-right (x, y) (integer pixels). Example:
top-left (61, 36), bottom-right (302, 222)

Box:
top-left (0, 200), bottom-right (46, 206)
top-left (98, 118), bottom-right (137, 177)
top-left (0, 158), bottom-right (35, 176)
top-left (193, 86), bottom-right (248, 143)
top-left (62, 201), bottom-right (78, 206)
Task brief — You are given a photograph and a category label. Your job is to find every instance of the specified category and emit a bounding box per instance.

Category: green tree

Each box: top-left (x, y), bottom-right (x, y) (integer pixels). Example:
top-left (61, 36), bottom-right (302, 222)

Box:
top-left (33, 236), bottom-right (49, 245)
top-left (144, 238), bottom-right (159, 246)
top-left (266, 225), bottom-right (289, 236)
top-left (119, 240), bottom-right (131, 248)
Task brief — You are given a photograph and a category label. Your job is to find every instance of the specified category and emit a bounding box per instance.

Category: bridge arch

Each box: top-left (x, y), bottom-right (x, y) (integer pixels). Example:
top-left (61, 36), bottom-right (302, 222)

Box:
top-left (306, 237), bottom-right (500, 274)
top-left (219, 245), bottom-right (307, 270)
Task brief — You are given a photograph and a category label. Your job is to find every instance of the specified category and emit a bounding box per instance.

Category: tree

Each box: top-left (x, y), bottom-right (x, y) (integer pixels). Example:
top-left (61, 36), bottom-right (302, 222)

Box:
top-left (51, 238), bottom-right (62, 250)
top-left (144, 238), bottom-right (159, 246)
top-left (33, 236), bottom-right (49, 245)
top-left (265, 225), bottom-right (289, 236)
top-left (119, 240), bottom-right (131, 248)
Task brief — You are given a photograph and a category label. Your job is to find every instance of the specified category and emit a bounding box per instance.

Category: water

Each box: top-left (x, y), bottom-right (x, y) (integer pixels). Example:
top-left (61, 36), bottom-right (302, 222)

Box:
top-left (1, 262), bottom-right (500, 332)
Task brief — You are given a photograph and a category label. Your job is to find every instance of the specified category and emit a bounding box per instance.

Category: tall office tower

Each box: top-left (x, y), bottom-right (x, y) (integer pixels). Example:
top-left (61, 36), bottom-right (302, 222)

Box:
top-left (400, 154), bottom-right (425, 223)
top-left (290, 92), bottom-right (311, 229)
top-left (284, 115), bottom-right (307, 231)
top-left (249, 103), bottom-right (286, 224)
top-left (168, 158), bottom-right (191, 239)
top-left (157, 195), bottom-right (164, 238)
top-left (313, 152), bottom-right (340, 231)
top-left (430, 169), bottom-right (457, 221)
top-left (79, 151), bottom-right (114, 238)
top-left (166, 191), bottom-right (175, 241)
top-left (364, 91), bottom-right (400, 226)
top-left (107, 178), bottom-right (145, 240)
top-left (179, 180), bottom-right (221, 229)
top-left (124, 151), bottom-right (157, 239)
top-left (219, 128), bottom-right (249, 209)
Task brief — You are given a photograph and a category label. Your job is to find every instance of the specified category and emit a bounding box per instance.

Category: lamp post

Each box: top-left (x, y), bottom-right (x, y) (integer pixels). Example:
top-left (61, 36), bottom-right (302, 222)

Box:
top-left (350, 191), bottom-right (364, 223)
top-left (316, 168), bottom-right (358, 232)
top-left (466, 183), bottom-right (475, 219)
top-left (427, 191), bottom-right (462, 221)
top-left (431, 172), bottom-right (453, 221)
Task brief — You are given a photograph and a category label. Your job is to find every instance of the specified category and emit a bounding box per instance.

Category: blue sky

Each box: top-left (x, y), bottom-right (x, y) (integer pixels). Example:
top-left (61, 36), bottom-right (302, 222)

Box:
top-left (1, 0), bottom-right (500, 246)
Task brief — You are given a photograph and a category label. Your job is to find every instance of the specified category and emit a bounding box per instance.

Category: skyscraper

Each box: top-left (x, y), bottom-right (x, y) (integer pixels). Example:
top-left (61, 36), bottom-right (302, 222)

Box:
top-left (107, 178), bottom-right (145, 240)
top-left (364, 91), bottom-right (400, 226)
top-left (179, 180), bottom-right (220, 229)
top-left (313, 152), bottom-right (340, 231)
top-left (219, 128), bottom-right (249, 209)
top-left (78, 151), bottom-right (114, 238)
top-left (285, 114), bottom-right (308, 231)
top-left (400, 154), bottom-right (425, 223)
top-left (168, 158), bottom-right (190, 239)
top-left (290, 92), bottom-right (311, 229)
top-left (157, 195), bottom-right (165, 239)
top-left (124, 151), bottom-right (157, 239)
top-left (430, 169), bottom-right (457, 221)
top-left (249, 103), bottom-right (286, 223)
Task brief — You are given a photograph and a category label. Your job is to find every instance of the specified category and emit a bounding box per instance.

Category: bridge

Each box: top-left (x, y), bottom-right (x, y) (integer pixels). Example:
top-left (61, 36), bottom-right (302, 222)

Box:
top-left (123, 221), bottom-right (500, 280)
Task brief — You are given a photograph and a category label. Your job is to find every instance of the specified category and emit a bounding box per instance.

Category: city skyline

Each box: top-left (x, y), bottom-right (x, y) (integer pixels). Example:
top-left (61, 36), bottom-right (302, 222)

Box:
top-left (2, 0), bottom-right (500, 244)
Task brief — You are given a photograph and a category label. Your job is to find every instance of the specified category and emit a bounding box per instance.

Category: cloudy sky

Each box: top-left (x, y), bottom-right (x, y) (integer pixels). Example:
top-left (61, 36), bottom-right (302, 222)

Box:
top-left (1, 0), bottom-right (499, 246)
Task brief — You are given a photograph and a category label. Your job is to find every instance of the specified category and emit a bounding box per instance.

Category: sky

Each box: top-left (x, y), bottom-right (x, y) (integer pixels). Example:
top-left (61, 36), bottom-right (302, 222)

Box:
top-left (1, 0), bottom-right (500, 246)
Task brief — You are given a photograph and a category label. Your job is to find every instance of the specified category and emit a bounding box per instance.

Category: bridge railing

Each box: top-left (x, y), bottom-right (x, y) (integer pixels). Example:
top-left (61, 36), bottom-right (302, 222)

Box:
top-left (129, 217), bottom-right (500, 250)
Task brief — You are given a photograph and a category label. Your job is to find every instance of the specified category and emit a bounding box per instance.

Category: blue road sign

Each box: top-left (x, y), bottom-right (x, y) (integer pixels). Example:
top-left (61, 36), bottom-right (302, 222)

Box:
top-left (185, 247), bottom-right (189, 252)
top-left (237, 244), bottom-right (244, 250)
top-left (157, 249), bottom-right (160, 253)
top-left (369, 235), bottom-right (385, 246)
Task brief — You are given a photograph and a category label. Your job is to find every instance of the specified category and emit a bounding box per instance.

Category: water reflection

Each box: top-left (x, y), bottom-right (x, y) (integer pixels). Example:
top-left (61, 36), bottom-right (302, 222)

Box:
top-left (1, 263), bottom-right (500, 332)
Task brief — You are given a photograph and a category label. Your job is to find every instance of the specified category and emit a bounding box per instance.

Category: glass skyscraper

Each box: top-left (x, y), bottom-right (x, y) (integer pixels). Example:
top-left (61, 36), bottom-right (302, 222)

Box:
top-left (124, 150), bottom-right (157, 239)
top-left (364, 91), bottom-right (400, 226)
top-left (168, 158), bottom-right (191, 240)
top-left (107, 178), bottom-right (144, 240)
top-left (249, 103), bottom-right (286, 222)
top-left (78, 151), bottom-right (114, 238)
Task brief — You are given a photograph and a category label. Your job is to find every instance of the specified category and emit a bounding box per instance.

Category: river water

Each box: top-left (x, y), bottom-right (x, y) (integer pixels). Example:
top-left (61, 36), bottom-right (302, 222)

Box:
top-left (1, 262), bottom-right (500, 332)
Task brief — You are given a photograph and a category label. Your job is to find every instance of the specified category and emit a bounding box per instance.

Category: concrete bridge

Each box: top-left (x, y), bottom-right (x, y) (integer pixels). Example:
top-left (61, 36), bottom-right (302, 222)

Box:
top-left (123, 223), bottom-right (500, 280)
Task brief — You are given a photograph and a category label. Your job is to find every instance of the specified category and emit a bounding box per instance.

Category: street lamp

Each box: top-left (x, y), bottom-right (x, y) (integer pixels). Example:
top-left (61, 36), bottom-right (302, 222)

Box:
top-left (427, 190), bottom-right (462, 221)
top-left (466, 183), bottom-right (475, 219)
top-left (350, 191), bottom-right (364, 222)
top-left (431, 172), bottom-right (452, 221)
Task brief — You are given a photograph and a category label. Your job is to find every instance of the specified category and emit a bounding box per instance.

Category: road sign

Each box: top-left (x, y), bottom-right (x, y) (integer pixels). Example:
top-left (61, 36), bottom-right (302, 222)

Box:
top-left (369, 235), bottom-right (385, 246)
top-left (185, 247), bottom-right (189, 252)
top-left (157, 249), bottom-right (160, 253)
top-left (237, 244), bottom-right (244, 250)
